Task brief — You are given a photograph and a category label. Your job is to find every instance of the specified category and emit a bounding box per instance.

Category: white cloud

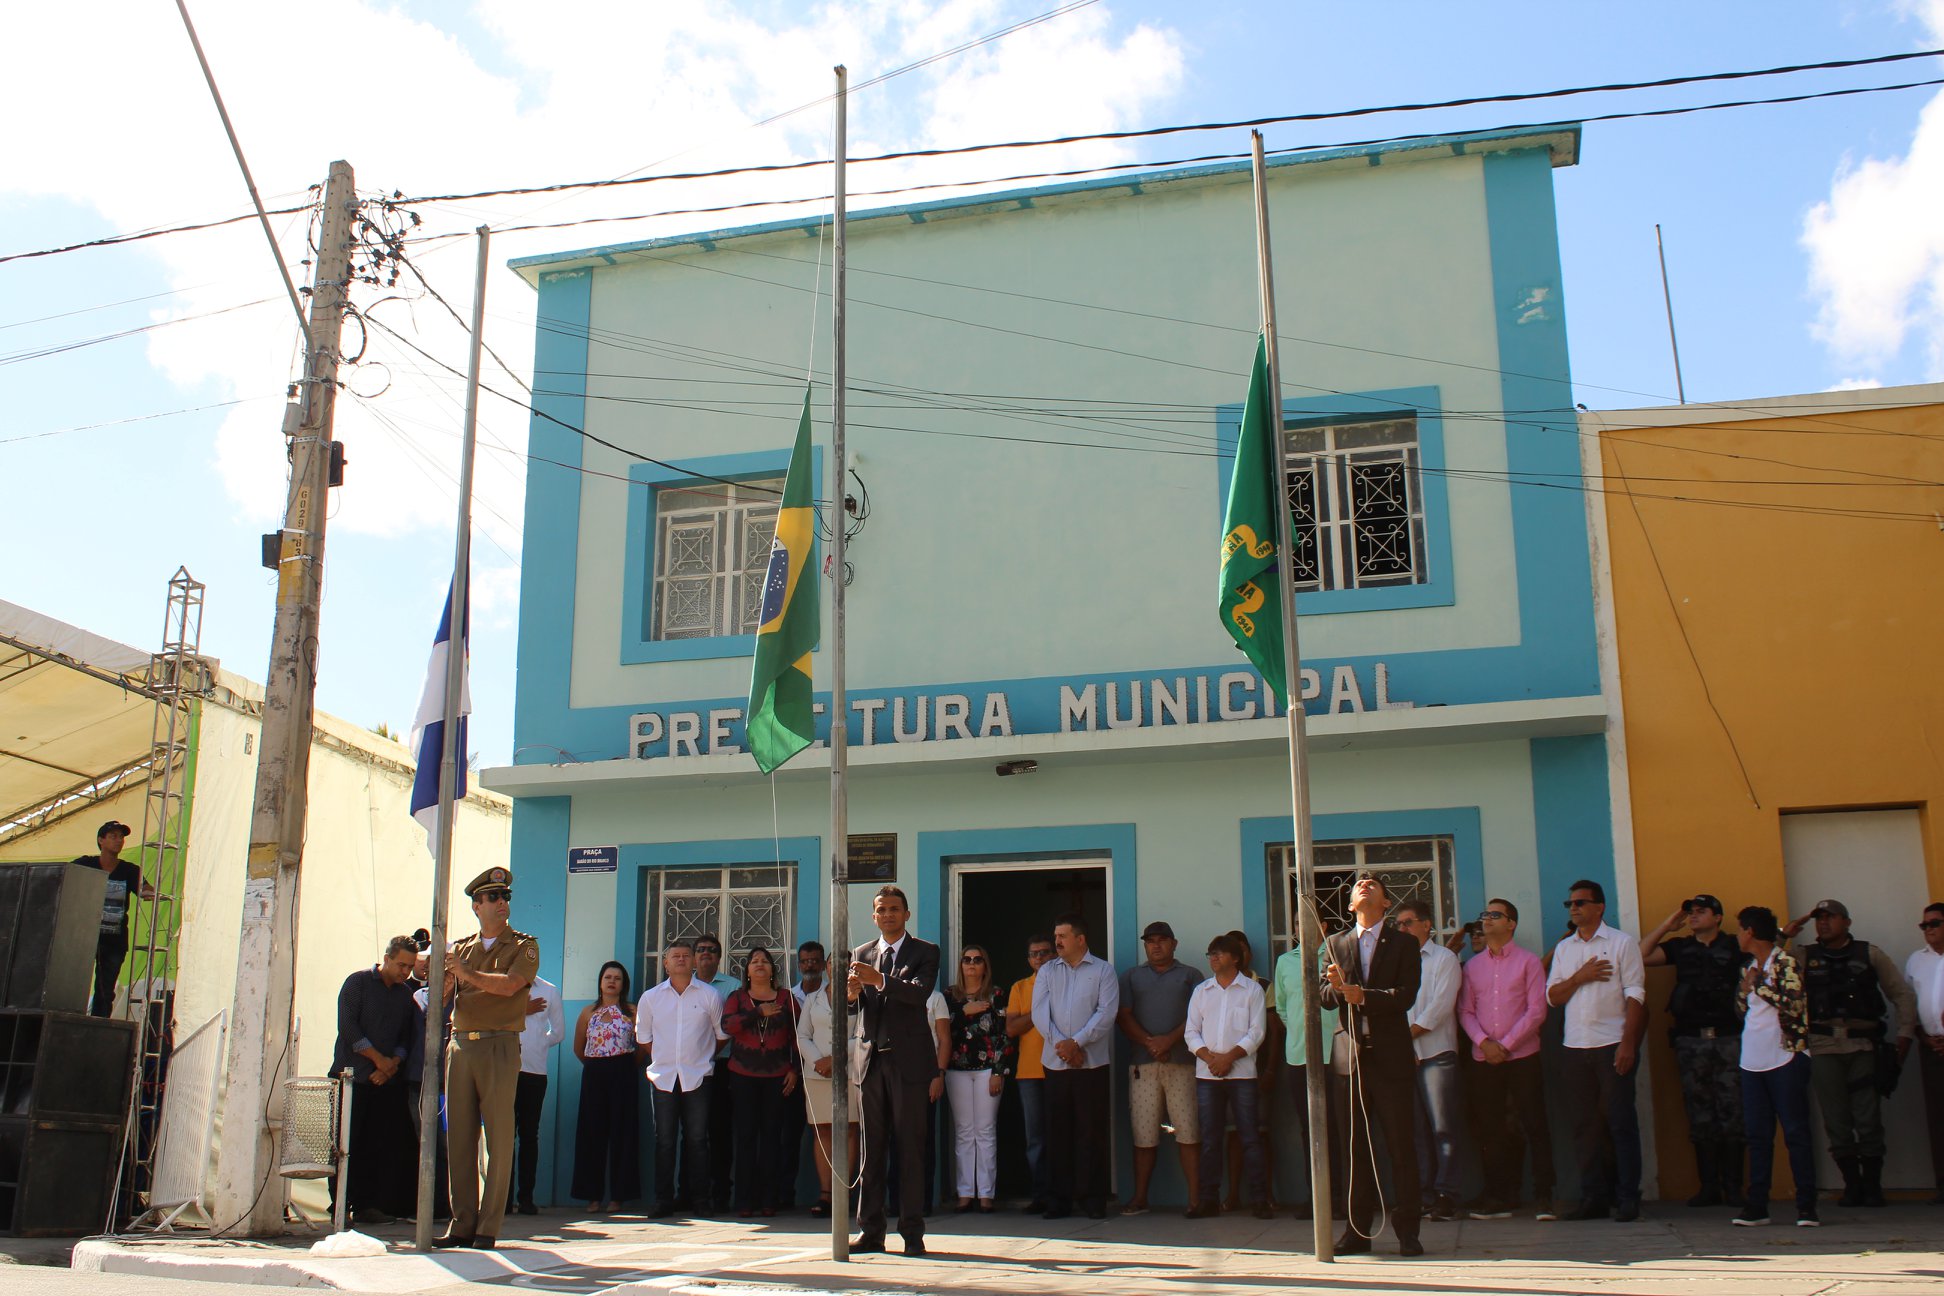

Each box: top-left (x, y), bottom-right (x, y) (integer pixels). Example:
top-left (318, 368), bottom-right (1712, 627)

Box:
top-left (1, 2), bottom-right (1184, 567)
top-left (1803, 0), bottom-right (1944, 381)
top-left (1826, 376), bottom-right (1885, 390)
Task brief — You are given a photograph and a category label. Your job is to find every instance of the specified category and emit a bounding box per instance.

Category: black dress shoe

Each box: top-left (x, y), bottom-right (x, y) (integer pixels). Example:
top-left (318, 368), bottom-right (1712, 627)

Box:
top-left (472, 1237), bottom-right (497, 1251)
top-left (1563, 1200), bottom-right (1612, 1221)
top-left (1399, 1236), bottom-right (1424, 1257)
top-left (1611, 1201), bottom-right (1640, 1223)
top-left (649, 1202), bottom-right (677, 1219)
top-left (517, 1202), bottom-right (538, 1216)
top-left (1334, 1230), bottom-right (1371, 1255)
top-left (904, 1237), bottom-right (928, 1256)
top-left (850, 1234), bottom-right (887, 1254)
top-left (432, 1232), bottom-right (474, 1249)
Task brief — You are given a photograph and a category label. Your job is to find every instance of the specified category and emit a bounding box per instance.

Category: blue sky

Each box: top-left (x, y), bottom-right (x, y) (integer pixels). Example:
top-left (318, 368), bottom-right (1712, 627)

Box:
top-left (3, 1), bottom-right (1940, 769)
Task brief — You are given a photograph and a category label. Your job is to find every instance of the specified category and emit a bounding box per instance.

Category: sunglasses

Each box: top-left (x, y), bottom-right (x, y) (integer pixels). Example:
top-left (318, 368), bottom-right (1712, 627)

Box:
top-left (1921, 919), bottom-right (1944, 931)
top-left (476, 889), bottom-right (511, 903)
top-left (1564, 898), bottom-right (1598, 909)
top-left (961, 955), bottom-right (986, 964)
top-left (1477, 910), bottom-right (1508, 922)
top-left (696, 946), bottom-right (721, 956)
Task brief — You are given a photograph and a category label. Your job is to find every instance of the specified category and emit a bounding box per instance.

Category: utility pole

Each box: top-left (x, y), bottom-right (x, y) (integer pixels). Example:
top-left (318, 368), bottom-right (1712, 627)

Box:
top-left (209, 160), bottom-right (356, 1236)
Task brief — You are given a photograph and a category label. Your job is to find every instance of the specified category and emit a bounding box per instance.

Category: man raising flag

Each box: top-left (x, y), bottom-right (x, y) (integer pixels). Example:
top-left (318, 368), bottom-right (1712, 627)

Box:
top-left (1218, 335), bottom-right (1288, 706)
top-left (747, 390), bottom-right (820, 775)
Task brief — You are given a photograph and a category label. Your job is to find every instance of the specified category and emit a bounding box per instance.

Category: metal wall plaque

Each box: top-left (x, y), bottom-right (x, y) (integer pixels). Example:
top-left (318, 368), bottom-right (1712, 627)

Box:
top-left (840, 833), bottom-right (897, 883)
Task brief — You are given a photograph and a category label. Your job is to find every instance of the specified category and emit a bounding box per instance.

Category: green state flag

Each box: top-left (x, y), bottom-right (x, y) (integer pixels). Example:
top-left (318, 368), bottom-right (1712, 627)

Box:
top-left (746, 390), bottom-right (820, 774)
top-left (1218, 335), bottom-right (1288, 706)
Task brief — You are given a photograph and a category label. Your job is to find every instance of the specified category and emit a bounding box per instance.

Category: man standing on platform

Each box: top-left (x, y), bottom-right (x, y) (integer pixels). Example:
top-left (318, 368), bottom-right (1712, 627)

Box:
top-left (1033, 912), bottom-right (1120, 1221)
top-left (641, 939), bottom-right (727, 1218)
top-left (331, 935), bottom-right (420, 1224)
top-left (1320, 875), bottom-right (1423, 1257)
top-left (1458, 899), bottom-right (1554, 1222)
top-left (508, 971), bottom-right (564, 1216)
top-left (74, 819), bottom-right (154, 1017)
top-left (1641, 894), bottom-right (1748, 1208)
top-left (1397, 899), bottom-right (1464, 1222)
top-left (695, 933), bottom-right (741, 1212)
top-left (848, 885), bottom-right (941, 1256)
top-left (435, 867), bottom-right (538, 1251)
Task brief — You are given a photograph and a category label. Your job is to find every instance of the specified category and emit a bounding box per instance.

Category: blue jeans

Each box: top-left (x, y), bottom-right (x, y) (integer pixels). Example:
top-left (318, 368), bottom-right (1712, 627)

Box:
top-left (1414, 1051), bottom-right (1463, 1199)
top-left (1017, 1077), bottom-right (1050, 1200)
top-left (1742, 1054), bottom-right (1816, 1214)
top-left (1196, 1080), bottom-right (1266, 1205)
top-left (652, 1079), bottom-right (711, 1210)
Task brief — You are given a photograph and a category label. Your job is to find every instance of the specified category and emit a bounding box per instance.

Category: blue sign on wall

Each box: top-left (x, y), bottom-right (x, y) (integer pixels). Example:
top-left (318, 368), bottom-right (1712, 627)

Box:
top-left (567, 846), bottom-right (618, 874)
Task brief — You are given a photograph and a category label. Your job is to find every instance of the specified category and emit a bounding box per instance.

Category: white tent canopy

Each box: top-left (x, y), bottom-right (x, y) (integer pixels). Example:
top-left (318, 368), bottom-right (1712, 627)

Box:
top-left (0, 598), bottom-right (159, 840)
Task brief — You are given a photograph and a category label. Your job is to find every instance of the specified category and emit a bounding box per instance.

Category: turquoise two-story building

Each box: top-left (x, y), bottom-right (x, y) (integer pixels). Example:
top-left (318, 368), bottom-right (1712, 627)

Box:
top-left (484, 124), bottom-right (1622, 1208)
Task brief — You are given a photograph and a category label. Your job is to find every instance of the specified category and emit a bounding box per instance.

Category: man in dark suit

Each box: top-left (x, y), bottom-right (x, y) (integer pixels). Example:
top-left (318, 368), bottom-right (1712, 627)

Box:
top-left (1320, 874), bottom-right (1424, 1257)
top-left (848, 884), bottom-right (942, 1256)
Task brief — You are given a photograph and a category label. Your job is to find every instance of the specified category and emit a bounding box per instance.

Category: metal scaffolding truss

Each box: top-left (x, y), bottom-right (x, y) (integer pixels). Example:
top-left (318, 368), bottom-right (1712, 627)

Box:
top-left (116, 567), bottom-right (213, 1231)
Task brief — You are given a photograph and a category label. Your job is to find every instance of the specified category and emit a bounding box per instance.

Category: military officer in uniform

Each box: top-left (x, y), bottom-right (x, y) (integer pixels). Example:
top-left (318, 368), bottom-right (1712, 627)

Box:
top-left (1782, 898), bottom-right (1918, 1208)
top-left (435, 867), bottom-right (539, 1250)
top-left (1642, 894), bottom-right (1749, 1207)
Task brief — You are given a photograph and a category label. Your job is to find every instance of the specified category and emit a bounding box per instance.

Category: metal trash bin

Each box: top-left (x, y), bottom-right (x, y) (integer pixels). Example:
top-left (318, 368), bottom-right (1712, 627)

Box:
top-left (278, 1071), bottom-right (354, 1232)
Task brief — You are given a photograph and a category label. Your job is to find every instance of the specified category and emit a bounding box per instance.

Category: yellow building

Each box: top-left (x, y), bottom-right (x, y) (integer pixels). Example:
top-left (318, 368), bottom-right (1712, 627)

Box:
top-left (1587, 383), bottom-right (1944, 1198)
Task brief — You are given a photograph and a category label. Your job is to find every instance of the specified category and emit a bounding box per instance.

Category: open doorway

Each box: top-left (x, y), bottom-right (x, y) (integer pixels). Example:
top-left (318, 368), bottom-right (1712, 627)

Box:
top-left (948, 858), bottom-right (1111, 1201)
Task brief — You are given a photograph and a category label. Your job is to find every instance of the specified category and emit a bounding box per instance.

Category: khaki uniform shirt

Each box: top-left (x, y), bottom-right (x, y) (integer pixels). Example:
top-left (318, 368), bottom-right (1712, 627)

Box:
top-left (450, 927), bottom-right (540, 1034)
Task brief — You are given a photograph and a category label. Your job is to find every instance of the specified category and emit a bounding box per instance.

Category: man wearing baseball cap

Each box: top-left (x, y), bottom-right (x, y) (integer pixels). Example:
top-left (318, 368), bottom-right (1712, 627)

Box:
top-left (1117, 920), bottom-right (1202, 1215)
top-left (1642, 894), bottom-right (1749, 1208)
top-left (1781, 898), bottom-right (1918, 1208)
top-left (71, 820), bottom-right (154, 1017)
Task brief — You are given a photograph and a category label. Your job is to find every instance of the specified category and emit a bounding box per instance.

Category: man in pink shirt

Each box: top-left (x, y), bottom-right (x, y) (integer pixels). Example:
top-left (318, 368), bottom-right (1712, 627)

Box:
top-left (1458, 897), bottom-right (1555, 1222)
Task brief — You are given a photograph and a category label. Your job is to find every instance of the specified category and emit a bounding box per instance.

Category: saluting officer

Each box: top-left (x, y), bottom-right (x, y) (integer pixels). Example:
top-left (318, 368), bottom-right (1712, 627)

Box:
top-left (1642, 894), bottom-right (1749, 1207)
top-left (435, 867), bottom-right (539, 1251)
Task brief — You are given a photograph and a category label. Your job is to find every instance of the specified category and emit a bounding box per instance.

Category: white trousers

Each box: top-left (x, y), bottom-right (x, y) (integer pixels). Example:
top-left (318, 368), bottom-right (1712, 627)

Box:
top-left (945, 1068), bottom-right (1002, 1198)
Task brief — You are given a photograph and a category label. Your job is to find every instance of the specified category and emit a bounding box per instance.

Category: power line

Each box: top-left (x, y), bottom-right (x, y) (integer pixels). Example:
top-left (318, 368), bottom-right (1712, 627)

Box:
top-left (10, 48), bottom-right (1942, 268)
top-left (0, 297), bottom-right (281, 366)
top-left (0, 397), bottom-right (272, 446)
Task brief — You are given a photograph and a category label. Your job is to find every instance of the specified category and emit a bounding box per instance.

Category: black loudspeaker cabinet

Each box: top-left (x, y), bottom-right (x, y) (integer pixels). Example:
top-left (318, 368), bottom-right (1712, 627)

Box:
top-left (0, 862), bottom-right (108, 1014)
top-left (0, 1010), bottom-right (136, 1124)
top-left (0, 1115), bottom-right (121, 1236)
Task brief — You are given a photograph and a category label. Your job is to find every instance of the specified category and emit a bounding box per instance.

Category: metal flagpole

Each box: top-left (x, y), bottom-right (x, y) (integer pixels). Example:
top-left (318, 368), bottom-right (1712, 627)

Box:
top-left (1250, 131), bottom-right (1333, 1262)
top-left (415, 225), bottom-right (490, 1250)
top-left (827, 64), bottom-right (853, 1264)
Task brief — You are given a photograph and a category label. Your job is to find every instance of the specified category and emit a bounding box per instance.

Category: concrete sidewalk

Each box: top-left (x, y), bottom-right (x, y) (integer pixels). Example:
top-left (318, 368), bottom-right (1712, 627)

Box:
top-left (67, 1202), bottom-right (1944, 1296)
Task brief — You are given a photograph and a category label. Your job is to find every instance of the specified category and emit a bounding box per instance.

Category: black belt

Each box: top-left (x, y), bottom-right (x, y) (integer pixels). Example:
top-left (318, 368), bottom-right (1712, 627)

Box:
top-left (1809, 1022), bottom-right (1883, 1039)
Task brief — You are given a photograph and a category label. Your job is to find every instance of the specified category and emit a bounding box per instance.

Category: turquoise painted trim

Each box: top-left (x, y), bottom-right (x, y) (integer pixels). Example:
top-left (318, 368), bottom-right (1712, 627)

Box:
top-left (914, 824), bottom-right (1139, 973)
top-left (1213, 384), bottom-right (1455, 615)
top-left (510, 126), bottom-right (1581, 277)
top-left (1481, 148), bottom-right (1599, 697)
top-left (513, 270), bottom-right (591, 757)
top-left (619, 448), bottom-right (825, 665)
top-left (1528, 734), bottom-right (1618, 926)
top-left (1238, 808), bottom-right (1486, 962)
top-left (509, 795), bottom-right (571, 1204)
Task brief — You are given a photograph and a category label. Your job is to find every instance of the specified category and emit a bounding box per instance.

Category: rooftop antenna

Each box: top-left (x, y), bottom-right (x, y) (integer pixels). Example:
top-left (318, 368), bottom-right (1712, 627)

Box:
top-left (1655, 223), bottom-right (1687, 404)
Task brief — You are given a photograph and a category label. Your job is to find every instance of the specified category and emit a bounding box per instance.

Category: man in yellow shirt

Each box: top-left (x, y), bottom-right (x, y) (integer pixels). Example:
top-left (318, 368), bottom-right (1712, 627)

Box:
top-left (1004, 933), bottom-right (1056, 1213)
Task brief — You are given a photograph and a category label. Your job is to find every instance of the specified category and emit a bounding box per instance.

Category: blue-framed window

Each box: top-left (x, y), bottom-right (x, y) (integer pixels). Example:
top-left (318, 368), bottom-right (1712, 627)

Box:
top-left (621, 450), bottom-right (821, 664)
top-left (1215, 386), bottom-right (1454, 614)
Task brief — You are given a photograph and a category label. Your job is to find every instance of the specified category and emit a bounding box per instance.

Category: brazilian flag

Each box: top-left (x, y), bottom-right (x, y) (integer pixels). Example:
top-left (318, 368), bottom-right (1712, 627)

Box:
top-left (747, 390), bottom-right (820, 773)
top-left (1218, 336), bottom-right (1288, 705)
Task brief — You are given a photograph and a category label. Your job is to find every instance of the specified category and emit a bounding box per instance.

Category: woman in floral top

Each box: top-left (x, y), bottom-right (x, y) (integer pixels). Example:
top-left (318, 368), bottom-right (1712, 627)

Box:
top-left (572, 960), bottom-right (640, 1212)
top-left (1732, 905), bottom-right (1818, 1227)
top-left (721, 947), bottom-right (799, 1217)
top-left (945, 943), bottom-right (1013, 1212)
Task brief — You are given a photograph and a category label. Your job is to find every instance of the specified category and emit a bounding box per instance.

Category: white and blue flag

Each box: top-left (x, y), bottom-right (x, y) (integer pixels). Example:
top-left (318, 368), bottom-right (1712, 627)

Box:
top-left (408, 579), bottom-right (470, 844)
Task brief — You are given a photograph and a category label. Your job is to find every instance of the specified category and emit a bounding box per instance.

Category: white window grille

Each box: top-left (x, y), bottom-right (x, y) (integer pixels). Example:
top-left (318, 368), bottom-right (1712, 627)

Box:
top-left (1266, 836), bottom-right (1456, 957)
top-left (651, 478), bottom-right (784, 640)
top-left (641, 865), bottom-right (797, 987)
top-left (1283, 417), bottom-right (1426, 592)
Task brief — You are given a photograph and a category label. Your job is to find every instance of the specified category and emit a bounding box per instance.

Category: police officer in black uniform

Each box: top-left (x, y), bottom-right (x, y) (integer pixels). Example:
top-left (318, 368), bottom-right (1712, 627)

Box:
top-left (1643, 894), bottom-right (1748, 1206)
top-left (1781, 898), bottom-right (1918, 1208)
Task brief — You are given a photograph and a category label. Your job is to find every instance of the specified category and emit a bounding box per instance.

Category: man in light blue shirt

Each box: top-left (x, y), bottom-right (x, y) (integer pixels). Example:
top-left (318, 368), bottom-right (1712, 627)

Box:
top-left (1031, 911), bottom-right (1119, 1219)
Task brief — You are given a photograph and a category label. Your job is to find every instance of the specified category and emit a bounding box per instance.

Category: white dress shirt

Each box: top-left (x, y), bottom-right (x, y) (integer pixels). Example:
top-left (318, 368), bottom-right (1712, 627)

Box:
top-left (639, 976), bottom-right (727, 1093)
top-left (1409, 942), bottom-right (1461, 1061)
top-left (1739, 950), bottom-right (1794, 1073)
top-left (1546, 921), bottom-right (1647, 1049)
top-left (1907, 945), bottom-right (1944, 1038)
top-left (518, 973), bottom-right (566, 1074)
top-left (1184, 972), bottom-right (1265, 1080)
top-left (1355, 922), bottom-right (1382, 978)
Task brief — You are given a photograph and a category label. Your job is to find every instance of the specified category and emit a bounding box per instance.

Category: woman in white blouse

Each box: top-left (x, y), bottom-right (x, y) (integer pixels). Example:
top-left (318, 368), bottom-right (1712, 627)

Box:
top-left (794, 977), bottom-right (861, 1217)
